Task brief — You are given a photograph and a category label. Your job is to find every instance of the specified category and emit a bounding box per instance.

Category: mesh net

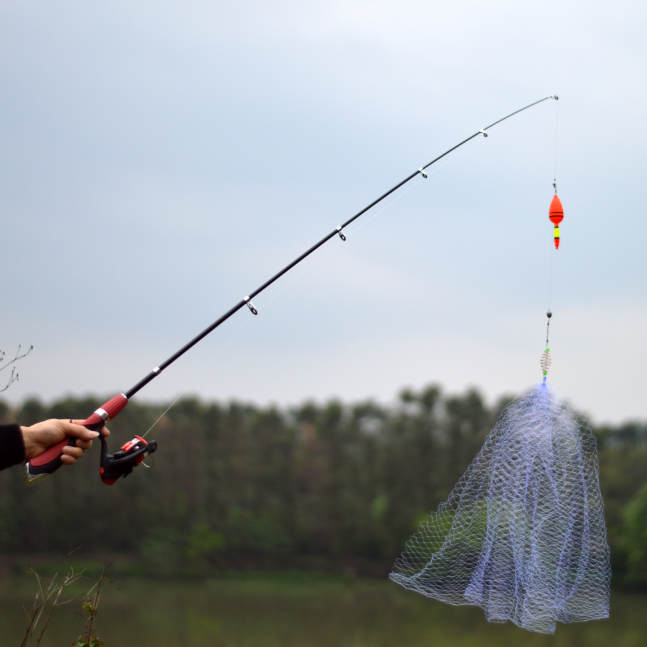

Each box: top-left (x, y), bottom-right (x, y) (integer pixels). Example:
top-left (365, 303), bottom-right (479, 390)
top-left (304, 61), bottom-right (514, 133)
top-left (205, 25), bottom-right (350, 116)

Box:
top-left (390, 382), bottom-right (610, 634)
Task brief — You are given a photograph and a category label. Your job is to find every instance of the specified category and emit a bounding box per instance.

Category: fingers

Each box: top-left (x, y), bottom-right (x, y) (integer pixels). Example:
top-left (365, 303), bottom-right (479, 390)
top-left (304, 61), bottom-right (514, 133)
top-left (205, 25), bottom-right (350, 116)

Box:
top-left (52, 419), bottom-right (112, 470)
top-left (61, 444), bottom-right (86, 464)
top-left (63, 420), bottom-right (102, 442)
top-left (70, 420), bottom-right (110, 438)
top-left (58, 420), bottom-right (110, 468)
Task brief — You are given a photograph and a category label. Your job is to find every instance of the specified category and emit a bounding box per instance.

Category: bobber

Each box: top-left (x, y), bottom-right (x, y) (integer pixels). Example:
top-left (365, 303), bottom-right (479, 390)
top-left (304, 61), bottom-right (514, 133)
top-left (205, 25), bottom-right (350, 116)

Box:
top-left (549, 194), bottom-right (564, 249)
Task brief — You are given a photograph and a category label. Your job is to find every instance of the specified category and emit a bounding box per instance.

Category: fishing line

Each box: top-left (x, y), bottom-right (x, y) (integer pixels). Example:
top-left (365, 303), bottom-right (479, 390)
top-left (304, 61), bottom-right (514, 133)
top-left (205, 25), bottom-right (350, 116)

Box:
top-left (554, 98), bottom-right (560, 186)
top-left (548, 246), bottom-right (553, 310)
top-left (547, 99), bottom-right (560, 319)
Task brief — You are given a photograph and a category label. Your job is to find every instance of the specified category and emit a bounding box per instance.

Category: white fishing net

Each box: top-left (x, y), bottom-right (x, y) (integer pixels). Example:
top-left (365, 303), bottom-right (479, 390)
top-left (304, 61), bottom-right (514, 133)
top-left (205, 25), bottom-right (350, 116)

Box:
top-left (390, 382), bottom-right (611, 634)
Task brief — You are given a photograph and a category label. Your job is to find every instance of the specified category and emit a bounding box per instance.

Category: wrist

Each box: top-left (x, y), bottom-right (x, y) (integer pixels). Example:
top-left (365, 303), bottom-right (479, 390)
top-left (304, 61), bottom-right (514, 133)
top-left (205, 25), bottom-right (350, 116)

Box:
top-left (21, 426), bottom-right (37, 460)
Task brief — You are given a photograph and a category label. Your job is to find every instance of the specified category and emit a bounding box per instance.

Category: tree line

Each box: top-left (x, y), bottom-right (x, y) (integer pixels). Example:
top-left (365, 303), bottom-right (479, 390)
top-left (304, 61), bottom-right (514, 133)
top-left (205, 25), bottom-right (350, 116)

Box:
top-left (1, 387), bottom-right (646, 587)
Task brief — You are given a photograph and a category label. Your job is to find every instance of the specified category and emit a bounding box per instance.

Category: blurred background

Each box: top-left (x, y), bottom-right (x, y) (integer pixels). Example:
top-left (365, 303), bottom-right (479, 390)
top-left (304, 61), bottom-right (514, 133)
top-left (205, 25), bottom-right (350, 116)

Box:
top-left (1, 393), bottom-right (646, 645)
top-left (1, 0), bottom-right (647, 645)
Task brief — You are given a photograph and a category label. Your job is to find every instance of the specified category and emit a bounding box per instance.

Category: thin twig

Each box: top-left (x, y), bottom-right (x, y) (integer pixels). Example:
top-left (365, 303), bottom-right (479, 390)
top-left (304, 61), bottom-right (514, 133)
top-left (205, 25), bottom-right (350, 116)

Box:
top-left (0, 344), bottom-right (33, 373)
top-left (20, 556), bottom-right (88, 647)
top-left (85, 557), bottom-right (115, 640)
top-left (0, 366), bottom-right (18, 393)
top-left (0, 344), bottom-right (33, 392)
top-left (36, 585), bottom-right (63, 647)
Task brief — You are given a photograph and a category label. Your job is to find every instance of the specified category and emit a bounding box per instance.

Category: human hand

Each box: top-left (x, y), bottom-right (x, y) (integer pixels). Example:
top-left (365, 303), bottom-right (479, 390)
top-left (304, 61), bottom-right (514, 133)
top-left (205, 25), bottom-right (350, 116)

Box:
top-left (21, 420), bottom-right (110, 465)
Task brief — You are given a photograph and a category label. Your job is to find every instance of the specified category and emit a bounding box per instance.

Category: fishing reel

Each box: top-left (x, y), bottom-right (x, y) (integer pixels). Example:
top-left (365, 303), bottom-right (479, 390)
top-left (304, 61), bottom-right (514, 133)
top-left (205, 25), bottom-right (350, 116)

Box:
top-left (24, 395), bottom-right (158, 485)
top-left (100, 434), bottom-right (157, 485)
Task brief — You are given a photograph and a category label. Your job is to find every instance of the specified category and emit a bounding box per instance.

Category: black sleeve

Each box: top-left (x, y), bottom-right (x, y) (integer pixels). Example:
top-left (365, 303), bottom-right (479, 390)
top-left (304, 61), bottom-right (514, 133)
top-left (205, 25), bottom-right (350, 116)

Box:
top-left (0, 423), bottom-right (25, 471)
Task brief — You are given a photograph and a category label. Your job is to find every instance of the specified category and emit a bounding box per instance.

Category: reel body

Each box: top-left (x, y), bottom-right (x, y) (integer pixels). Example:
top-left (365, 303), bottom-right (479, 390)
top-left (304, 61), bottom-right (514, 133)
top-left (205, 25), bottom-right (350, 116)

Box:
top-left (100, 435), bottom-right (157, 485)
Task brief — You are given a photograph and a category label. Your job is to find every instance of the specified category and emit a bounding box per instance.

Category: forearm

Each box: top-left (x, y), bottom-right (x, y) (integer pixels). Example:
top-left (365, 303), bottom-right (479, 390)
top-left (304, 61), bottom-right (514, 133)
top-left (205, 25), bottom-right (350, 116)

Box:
top-left (0, 423), bottom-right (26, 471)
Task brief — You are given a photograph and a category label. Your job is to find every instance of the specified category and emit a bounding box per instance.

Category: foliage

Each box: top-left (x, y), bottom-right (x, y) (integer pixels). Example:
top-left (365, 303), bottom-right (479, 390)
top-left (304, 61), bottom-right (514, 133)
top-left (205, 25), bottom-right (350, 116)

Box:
top-left (0, 388), bottom-right (646, 587)
top-left (73, 637), bottom-right (103, 647)
top-left (621, 482), bottom-right (647, 587)
top-left (20, 552), bottom-right (113, 647)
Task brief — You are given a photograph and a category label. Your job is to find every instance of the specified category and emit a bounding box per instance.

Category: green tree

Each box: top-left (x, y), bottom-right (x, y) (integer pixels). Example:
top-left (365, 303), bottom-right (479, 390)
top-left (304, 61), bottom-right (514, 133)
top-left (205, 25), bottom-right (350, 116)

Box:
top-left (622, 482), bottom-right (647, 587)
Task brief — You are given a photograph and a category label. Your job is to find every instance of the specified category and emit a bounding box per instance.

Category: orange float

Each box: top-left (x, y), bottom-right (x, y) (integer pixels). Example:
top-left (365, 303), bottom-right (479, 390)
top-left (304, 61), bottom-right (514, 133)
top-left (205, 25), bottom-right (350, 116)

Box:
top-left (549, 194), bottom-right (563, 249)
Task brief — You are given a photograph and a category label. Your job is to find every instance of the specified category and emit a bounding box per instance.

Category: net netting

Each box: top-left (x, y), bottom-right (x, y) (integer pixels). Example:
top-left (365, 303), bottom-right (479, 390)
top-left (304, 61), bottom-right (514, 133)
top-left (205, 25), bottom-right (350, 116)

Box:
top-left (390, 382), bottom-right (610, 634)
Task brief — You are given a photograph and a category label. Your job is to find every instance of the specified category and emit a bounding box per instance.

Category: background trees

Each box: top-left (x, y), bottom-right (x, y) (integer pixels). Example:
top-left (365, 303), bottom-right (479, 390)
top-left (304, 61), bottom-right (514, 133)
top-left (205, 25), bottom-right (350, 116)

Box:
top-left (1, 388), bottom-right (645, 587)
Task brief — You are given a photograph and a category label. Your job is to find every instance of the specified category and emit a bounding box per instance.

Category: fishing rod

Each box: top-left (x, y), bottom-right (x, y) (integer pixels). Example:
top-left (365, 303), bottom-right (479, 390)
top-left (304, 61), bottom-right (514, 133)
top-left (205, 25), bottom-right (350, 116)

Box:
top-left (24, 94), bottom-right (558, 486)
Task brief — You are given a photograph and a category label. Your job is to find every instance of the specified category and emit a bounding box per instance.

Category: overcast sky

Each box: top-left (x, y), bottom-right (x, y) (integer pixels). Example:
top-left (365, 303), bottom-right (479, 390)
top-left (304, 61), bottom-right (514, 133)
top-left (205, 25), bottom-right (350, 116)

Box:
top-left (2, 0), bottom-right (646, 424)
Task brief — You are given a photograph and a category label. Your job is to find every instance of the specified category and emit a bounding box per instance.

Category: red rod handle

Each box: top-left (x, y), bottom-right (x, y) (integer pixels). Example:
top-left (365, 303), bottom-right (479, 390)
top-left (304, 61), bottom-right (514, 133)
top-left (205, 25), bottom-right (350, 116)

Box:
top-left (23, 394), bottom-right (128, 485)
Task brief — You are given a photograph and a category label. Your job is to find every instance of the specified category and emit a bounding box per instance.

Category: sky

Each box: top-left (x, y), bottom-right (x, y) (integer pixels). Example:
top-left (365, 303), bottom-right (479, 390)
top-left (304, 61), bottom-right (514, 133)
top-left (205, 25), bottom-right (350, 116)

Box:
top-left (1, 0), bottom-right (646, 424)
